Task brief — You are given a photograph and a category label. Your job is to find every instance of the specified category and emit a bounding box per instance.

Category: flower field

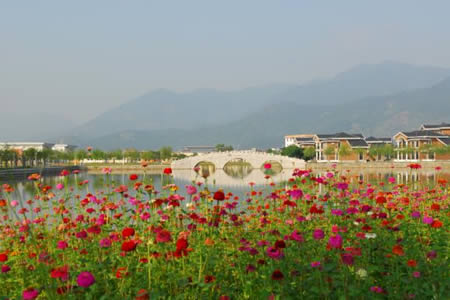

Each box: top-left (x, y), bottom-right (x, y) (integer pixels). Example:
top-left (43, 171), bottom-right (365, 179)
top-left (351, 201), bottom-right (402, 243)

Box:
top-left (0, 166), bottom-right (448, 299)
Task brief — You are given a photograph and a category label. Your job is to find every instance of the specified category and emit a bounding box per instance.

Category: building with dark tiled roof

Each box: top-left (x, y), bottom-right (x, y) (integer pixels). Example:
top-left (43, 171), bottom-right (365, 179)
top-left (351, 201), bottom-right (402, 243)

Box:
top-left (420, 122), bottom-right (450, 135)
top-left (392, 129), bottom-right (450, 161)
top-left (314, 132), bottom-right (368, 162)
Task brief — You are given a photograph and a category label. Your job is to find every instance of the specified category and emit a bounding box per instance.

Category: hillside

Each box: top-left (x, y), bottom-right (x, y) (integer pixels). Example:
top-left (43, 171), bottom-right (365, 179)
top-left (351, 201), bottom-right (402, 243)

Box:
top-left (61, 62), bottom-right (450, 140)
top-left (80, 76), bottom-right (450, 150)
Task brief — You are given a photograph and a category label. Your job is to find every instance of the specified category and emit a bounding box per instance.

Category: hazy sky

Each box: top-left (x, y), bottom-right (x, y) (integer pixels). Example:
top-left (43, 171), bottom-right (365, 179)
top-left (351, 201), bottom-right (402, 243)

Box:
top-left (1, 1), bottom-right (450, 124)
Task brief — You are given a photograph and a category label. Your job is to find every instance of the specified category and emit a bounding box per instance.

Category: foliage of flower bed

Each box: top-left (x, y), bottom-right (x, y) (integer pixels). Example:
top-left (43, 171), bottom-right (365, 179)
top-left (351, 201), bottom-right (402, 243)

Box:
top-left (0, 166), bottom-right (448, 299)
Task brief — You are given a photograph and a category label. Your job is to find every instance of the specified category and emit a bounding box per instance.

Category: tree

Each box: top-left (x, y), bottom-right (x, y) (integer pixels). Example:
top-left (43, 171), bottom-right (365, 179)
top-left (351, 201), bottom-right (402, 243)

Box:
top-left (280, 145), bottom-right (304, 159)
top-left (23, 148), bottom-right (37, 167)
top-left (160, 146), bottom-right (173, 160)
top-left (303, 147), bottom-right (316, 161)
top-left (215, 144), bottom-right (233, 152)
top-left (338, 143), bottom-right (352, 158)
top-left (323, 145), bottom-right (336, 157)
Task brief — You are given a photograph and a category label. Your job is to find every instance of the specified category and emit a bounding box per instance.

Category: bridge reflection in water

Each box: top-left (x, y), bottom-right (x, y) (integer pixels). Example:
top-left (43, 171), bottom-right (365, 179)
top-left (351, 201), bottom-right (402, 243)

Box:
top-left (173, 166), bottom-right (449, 188)
top-left (172, 168), bottom-right (292, 187)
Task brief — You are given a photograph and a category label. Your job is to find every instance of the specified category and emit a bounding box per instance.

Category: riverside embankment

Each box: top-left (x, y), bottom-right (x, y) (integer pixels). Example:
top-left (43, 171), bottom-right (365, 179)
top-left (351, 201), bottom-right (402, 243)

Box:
top-left (0, 165), bottom-right (85, 180)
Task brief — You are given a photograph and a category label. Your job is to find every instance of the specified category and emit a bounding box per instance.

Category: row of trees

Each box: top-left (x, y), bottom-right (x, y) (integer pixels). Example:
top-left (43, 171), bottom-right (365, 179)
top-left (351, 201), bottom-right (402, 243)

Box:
top-left (0, 146), bottom-right (186, 169)
top-left (0, 148), bottom-right (57, 168)
top-left (268, 145), bottom-right (316, 161)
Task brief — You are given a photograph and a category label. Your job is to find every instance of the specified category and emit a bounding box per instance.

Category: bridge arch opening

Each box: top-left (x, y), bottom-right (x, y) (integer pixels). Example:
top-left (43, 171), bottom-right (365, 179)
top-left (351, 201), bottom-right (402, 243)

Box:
top-left (194, 161), bottom-right (216, 178)
top-left (223, 158), bottom-right (253, 179)
top-left (261, 160), bottom-right (283, 175)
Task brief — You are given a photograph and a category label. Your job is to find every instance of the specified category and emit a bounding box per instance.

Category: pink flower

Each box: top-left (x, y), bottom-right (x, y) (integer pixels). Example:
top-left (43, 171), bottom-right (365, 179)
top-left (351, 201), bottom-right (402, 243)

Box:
top-left (102, 167), bottom-right (112, 174)
top-left (56, 183), bottom-right (64, 190)
top-left (328, 234), bottom-right (343, 249)
top-left (388, 177), bottom-right (396, 183)
top-left (77, 271), bottom-right (95, 288)
top-left (313, 229), bottom-right (324, 240)
top-left (185, 185), bottom-right (197, 195)
top-left (22, 288), bottom-right (39, 300)
top-left (311, 261), bottom-right (321, 268)
top-left (264, 163), bottom-right (272, 169)
top-left (57, 240), bottom-right (68, 250)
top-left (413, 271), bottom-right (421, 278)
top-left (10, 200), bottom-right (18, 207)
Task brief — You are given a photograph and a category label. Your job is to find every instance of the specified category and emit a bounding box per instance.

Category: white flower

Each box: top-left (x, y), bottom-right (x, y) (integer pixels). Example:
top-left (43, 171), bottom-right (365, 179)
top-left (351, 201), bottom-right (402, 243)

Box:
top-left (365, 233), bottom-right (377, 239)
top-left (367, 211), bottom-right (373, 215)
top-left (356, 268), bottom-right (367, 278)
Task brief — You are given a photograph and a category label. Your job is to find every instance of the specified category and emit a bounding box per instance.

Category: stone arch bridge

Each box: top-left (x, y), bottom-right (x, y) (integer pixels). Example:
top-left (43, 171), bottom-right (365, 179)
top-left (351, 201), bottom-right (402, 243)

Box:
top-left (171, 150), bottom-right (305, 170)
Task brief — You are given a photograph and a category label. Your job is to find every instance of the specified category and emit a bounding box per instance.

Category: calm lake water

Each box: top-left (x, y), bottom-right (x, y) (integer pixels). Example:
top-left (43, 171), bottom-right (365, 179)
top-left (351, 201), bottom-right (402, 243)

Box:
top-left (1, 166), bottom-right (448, 202)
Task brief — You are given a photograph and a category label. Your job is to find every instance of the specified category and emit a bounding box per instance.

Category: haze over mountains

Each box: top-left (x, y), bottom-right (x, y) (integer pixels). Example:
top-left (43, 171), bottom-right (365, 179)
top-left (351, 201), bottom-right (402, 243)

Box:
top-left (55, 61), bottom-right (450, 150)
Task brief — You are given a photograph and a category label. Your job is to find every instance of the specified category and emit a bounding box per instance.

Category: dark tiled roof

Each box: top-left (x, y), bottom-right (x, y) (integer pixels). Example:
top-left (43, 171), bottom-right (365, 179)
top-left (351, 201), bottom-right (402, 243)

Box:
top-left (438, 137), bottom-right (450, 145)
top-left (347, 139), bottom-right (369, 148)
top-left (401, 130), bottom-right (446, 138)
top-left (295, 137), bottom-right (315, 142)
top-left (366, 136), bottom-right (391, 142)
top-left (421, 122), bottom-right (450, 129)
top-left (317, 132), bottom-right (364, 139)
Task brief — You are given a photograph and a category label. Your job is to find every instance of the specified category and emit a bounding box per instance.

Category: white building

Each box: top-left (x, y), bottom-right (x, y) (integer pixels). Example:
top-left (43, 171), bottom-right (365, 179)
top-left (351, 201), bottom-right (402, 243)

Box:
top-left (52, 144), bottom-right (77, 152)
top-left (284, 134), bottom-right (316, 147)
top-left (0, 142), bottom-right (77, 152)
top-left (0, 142), bottom-right (54, 152)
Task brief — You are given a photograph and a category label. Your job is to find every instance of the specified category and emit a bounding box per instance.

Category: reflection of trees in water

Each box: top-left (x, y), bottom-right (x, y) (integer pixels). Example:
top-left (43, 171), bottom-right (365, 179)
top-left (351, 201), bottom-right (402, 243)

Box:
top-left (223, 159), bottom-right (253, 179)
top-left (195, 162), bottom-right (216, 179)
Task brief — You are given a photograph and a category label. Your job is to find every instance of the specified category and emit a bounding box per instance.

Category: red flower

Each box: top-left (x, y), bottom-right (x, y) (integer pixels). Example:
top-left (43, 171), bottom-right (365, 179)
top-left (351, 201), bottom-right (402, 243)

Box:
top-left (274, 240), bottom-right (286, 249)
top-left (122, 227), bottom-right (135, 238)
top-left (163, 168), bottom-right (172, 175)
top-left (204, 275), bottom-right (216, 283)
top-left (176, 238), bottom-right (188, 250)
top-left (121, 240), bottom-right (138, 252)
top-left (129, 174), bottom-right (138, 181)
top-left (271, 270), bottom-right (284, 280)
top-left (0, 253), bottom-right (8, 262)
top-left (136, 289), bottom-right (150, 300)
top-left (213, 190), bottom-right (225, 201)
top-left (156, 229), bottom-right (172, 243)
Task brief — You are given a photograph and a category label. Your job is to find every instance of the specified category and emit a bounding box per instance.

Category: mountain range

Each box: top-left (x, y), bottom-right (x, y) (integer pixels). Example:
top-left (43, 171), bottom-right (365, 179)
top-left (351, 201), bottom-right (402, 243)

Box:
top-left (55, 61), bottom-right (450, 150)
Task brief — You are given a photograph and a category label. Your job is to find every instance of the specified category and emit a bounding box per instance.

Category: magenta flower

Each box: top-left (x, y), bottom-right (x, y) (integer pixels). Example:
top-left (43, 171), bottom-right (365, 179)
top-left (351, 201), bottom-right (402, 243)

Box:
top-left (328, 234), bottom-right (343, 249)
top-left (290, 230), bottom-right (304, 243)
top-left (263, 163), bottom-right (272, 169)
top-left (313, 229), bottom-right (324, 240)
top-left (56, 183), bottom-right (64, 190)
top-left (287, 189), bottom-right (303, 200)
top-left (410, 211), bottom-right (421, 218)
top-left (331, 209), bottom-right (343, 216)
top-left (266, 247), bottom-right (284, 260)
top-left (413, 271), bottom-right (421, 278)
top-left (99, 238), bottom-right (112, 248)
top-left (341, 253), bottom-right (354, 265)
top-left (311, 261), bottom-right (321, 268)
top-left (1, 265), bottom-right (10, 273)
top-left (22, 288), bottom-right (39, 300)
top-left (77, 271), bottom-right (95, 288)
top-left (422, 216), bottom-right (433, 224)
top-left (335, 182), bottom-right (348, 190)
top-left (57, 240), bottom-right (68, 250)
top-left (388, 177), bottom-right (396, 183)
